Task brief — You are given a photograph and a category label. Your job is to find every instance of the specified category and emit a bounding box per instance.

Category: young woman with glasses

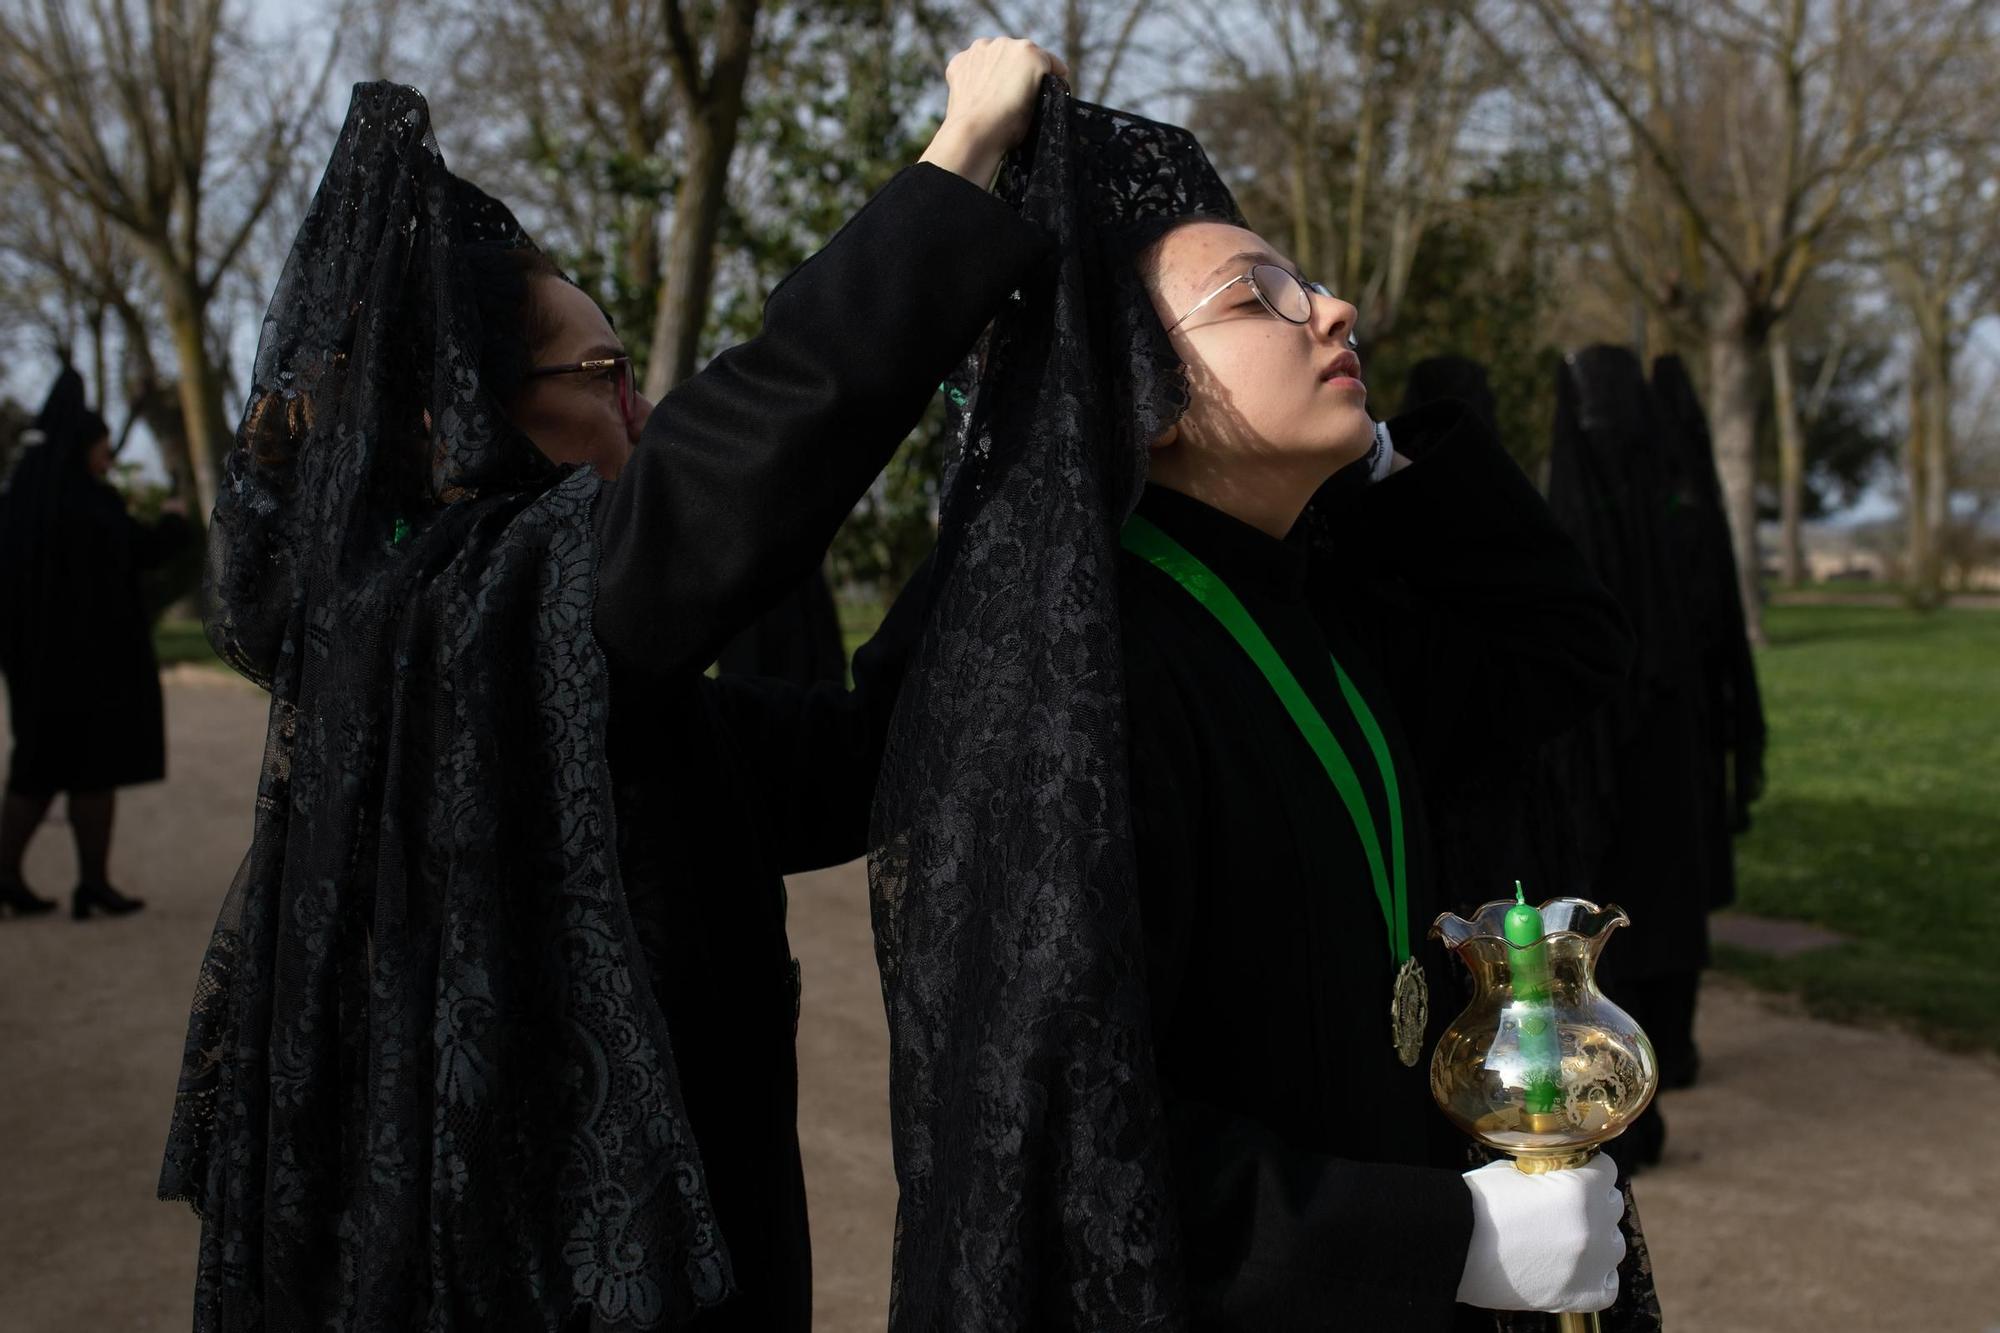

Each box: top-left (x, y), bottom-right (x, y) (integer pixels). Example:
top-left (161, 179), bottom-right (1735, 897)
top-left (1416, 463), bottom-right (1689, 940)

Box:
top-left (1111, 216), bottom-right (1641, 1326)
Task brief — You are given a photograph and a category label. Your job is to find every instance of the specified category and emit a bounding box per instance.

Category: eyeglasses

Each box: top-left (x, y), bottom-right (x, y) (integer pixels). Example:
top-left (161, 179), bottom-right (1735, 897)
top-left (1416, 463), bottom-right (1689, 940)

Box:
top-left (1169, 263), bottom-right (1357, 350)
top-left (529, 354), bottom-right (638, 433)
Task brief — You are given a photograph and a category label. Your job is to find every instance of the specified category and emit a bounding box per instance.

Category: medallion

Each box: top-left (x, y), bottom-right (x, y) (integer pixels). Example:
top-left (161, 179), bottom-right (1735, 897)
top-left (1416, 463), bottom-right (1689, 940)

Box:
top-left (1392, 955), bottom-right (1429, 1068)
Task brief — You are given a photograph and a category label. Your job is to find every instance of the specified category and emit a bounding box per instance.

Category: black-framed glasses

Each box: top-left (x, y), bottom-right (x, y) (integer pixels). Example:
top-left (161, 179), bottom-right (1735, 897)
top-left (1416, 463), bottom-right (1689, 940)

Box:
top-left (530, 354), bottom-right (638, 431)
top-left (1169, 263), bottom-right (1355, 349)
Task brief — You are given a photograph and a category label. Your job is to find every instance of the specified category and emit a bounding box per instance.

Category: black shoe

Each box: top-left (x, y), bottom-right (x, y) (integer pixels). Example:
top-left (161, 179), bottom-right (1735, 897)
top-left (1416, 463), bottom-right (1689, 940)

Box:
top-left (0, 876), bottom-right (59, 918)
top-left (72, 881), bottom-right (146, 919)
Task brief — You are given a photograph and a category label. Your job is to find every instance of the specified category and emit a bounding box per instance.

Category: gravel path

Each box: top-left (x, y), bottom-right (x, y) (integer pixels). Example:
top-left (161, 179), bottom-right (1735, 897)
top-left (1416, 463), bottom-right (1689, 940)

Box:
top-left (3, 671), bottom-right (1994, 1331)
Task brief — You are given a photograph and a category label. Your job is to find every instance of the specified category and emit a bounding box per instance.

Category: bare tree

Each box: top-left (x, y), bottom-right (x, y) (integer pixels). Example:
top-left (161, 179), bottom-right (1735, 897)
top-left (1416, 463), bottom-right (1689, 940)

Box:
top-left (0, 0), bottom-right (339, 518)
top-left (1863, 96), bottom-right (2000, 606)
top-left (645, 0), bottom-right (763, 396)
top-left (1180, 0), bottom-right (1497, 346)
top-left (0, 151), bottom-right (198, 482)
top-left (418, 0), bottom-right (677, 383)
top-left (1942, 347), bottom-right (2000, 590)
top-left (963, 0), bottom-right (1161, 103)
top-left (1490, 0), bottom-right (1982, 641)
top-left (1767, 279), bottom-right (1857, 587)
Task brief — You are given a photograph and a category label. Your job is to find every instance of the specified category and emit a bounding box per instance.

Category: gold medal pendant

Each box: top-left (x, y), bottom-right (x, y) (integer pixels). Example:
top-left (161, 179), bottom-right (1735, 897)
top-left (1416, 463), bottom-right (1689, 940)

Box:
top-left (1391, 956), bottom-right (1429, 1067)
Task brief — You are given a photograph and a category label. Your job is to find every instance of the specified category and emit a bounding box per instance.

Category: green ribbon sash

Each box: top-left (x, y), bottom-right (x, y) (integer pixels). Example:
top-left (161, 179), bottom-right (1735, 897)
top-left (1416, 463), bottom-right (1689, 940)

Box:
top-left (1122, 513), bottom-right (1409, 963)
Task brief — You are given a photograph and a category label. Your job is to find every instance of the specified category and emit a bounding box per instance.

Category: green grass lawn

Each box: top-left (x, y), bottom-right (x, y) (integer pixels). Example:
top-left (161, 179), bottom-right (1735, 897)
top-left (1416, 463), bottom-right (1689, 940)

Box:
top-left (154, 617), bottom-right (223, 670)
top-left (838, 598), bottom-right (886, 666)
top-left (1722, 604), bottom-right (2000, 1054)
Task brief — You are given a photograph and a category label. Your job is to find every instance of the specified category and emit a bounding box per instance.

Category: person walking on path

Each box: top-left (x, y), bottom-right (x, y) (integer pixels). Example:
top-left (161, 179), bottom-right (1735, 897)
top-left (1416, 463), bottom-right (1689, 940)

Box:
top-left (0, 366), bottom-right (191, 920)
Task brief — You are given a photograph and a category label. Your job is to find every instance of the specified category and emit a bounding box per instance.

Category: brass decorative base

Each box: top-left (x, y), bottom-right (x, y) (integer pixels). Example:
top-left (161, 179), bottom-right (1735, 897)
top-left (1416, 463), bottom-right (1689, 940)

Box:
top-left (1556, 1313), bottom-right (1602, 1332)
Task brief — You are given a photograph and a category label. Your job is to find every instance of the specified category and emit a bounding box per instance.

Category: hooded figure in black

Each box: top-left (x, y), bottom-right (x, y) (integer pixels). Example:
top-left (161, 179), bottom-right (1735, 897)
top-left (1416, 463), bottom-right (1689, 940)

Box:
top-left (870, 87), bottom-right (1657, 1332)
top-left (1652, 354), bottom-right (1766, 915)
top-left (0, 367), bottom-right (191, 918)
top-left (1400, 355), bottom-right (1498, 435)
top-left (1544, 345), bottom-right (1723, 1160)
top-left (1392, 356), bottom-right (1595, 911)
top-left (157, 76), bottom-right (1050, 1331)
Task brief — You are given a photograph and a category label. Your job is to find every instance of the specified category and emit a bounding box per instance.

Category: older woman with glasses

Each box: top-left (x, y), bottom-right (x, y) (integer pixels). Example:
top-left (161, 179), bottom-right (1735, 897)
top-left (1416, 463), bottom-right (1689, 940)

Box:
top-left (163, 39), bottom-right (1070, 1333)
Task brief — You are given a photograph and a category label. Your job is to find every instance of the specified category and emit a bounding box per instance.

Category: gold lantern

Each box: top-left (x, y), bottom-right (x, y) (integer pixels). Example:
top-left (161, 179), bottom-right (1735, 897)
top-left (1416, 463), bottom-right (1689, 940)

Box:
top-left (1430, 896), bottom-right (1659, 1333)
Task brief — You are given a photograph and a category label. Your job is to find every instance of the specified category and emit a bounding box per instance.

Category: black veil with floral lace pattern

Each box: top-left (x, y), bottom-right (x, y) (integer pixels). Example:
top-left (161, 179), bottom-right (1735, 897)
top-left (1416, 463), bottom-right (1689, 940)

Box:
top-left (868, 83), bottom-right (1242, 1331)
top-left (158, 83), bottom-right (729, 1331)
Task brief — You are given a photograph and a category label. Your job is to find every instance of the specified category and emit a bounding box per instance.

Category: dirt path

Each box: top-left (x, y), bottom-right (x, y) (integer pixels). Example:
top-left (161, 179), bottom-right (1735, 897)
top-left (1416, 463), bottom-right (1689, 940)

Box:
top-left (3, 673), bottom-right (1996, 1331)
top-left (1771, 590), bottom-right (2000, 610)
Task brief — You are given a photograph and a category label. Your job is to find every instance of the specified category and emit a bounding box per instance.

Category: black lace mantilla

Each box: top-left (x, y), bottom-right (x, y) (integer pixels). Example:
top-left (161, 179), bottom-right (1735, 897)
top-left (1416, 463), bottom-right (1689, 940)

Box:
top-left (868, 84), bottom-right (1241, 1331)
top-left (159, 83), bottom-right (728, 1330)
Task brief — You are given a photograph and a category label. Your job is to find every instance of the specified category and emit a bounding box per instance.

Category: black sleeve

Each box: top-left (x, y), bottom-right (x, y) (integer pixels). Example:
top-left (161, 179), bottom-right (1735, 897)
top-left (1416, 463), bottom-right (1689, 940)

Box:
top-left (1165, 1101), bottom-right (1476, 1327)
top-left (706, 556), bottom-right (937, 875)
top-left (1124, 625), bottom-right (1474, 1324)
top-left (1313, 403), bottom-right (1635, 775)
top-left (593, 164), bottom-right (1048, 680)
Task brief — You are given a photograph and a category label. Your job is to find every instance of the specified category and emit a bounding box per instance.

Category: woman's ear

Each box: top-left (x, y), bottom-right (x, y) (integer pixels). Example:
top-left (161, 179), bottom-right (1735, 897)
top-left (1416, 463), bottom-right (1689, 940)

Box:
top-left (1149, 419), bottom-right (1180, 451)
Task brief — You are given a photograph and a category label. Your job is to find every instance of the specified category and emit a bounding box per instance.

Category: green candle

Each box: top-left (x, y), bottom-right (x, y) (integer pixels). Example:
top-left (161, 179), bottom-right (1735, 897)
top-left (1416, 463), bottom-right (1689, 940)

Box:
top-left (1506, 881), bottom-right (1564, 1117)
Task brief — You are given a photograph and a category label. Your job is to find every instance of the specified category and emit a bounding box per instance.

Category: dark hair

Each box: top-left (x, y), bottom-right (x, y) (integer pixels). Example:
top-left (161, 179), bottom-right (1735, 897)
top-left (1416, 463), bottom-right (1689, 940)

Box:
top-left (458, 243), bottom-right (567, 406)
top-left (1112, 212), bottom-right (1236, 289)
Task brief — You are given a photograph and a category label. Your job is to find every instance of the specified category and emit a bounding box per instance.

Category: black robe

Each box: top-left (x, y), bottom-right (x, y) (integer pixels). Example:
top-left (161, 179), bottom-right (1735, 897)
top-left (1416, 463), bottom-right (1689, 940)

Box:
top-left (589, 163), bottom-right (1047, 1330)
top-left (0, 377), bottom-right (191, 798)
top-left (1393, 357), bottom-right (1595, 910)
top-left (714, 566), bottom-right (848, 685)
top-left (1544, 348), bottom-right (1712, 984)
top-left (1119, 402), bottom-right (1632, 1329)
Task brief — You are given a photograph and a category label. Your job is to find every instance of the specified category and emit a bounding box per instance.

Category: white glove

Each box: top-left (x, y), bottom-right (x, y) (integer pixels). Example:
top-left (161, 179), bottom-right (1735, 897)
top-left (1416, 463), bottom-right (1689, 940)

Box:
top-left (1455, 1155), bottom-right (1627, 1314)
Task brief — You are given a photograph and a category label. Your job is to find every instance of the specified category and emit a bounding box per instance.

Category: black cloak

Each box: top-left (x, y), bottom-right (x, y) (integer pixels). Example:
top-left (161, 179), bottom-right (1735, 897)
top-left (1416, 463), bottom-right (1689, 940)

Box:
top-left (159, 84), bottom-right (732, 1330)
top-left (1544, 346), bottom-right (1710, 976)
top-left (1399, 355), bottom-right (1499, 436)
top-left (1394, 356), bottom-right (1595, 911)
top-left (714, 568), bottom-right (847, 685)
top-left (0, 367), bottom-right (188, 797)
top-left (1652, 353), bottom-right (1765, 894)
top-left (159, 77), bottom-right (1051, 1332)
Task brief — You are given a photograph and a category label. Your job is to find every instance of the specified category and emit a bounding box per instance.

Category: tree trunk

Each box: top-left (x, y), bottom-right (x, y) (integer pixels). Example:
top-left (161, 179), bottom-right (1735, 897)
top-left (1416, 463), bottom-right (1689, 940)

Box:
top-left (1904, 370), bottom-right (1935, 607)
top-left (644, 0), bottom-right (759, 398)
top-left (1769, 323), bottom-right (1807, 588)
top-left (1062, 0), bottom-right (1086, 100)
top-left (1707, 312), bottom-right (1767, 646)
top-left (624, 200), bottom-right (662, 383)
top-left (1928, 339), bottom-right (1953, 576)
top-left (1914, 335), bottom-right (1953, 607)
top-left (1287, 124), bottom-right (1314, 280)
top-left (156, 266), bottom-right (228, 524)
top-left (1340, 5), bottom-right (1382, 302)
top-left (89, 309), bottom-right (111, 430)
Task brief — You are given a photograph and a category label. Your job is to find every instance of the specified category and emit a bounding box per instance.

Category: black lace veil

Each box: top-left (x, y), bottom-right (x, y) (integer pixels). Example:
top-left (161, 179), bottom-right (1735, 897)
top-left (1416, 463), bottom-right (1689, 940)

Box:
top-left (159, 83), bottom-right (728, 1330)
top-left (868, 83), bottom-right (1240, 1330)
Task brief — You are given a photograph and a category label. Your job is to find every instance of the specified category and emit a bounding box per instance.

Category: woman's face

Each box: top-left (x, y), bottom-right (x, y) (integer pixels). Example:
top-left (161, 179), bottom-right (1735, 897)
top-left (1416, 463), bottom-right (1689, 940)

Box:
top-left (1144, 222), bottom-right (1373, 473)
top-left (507, 277), bottom-right (653, 481)
top-left (87, 435), bottom-right (113, 478)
